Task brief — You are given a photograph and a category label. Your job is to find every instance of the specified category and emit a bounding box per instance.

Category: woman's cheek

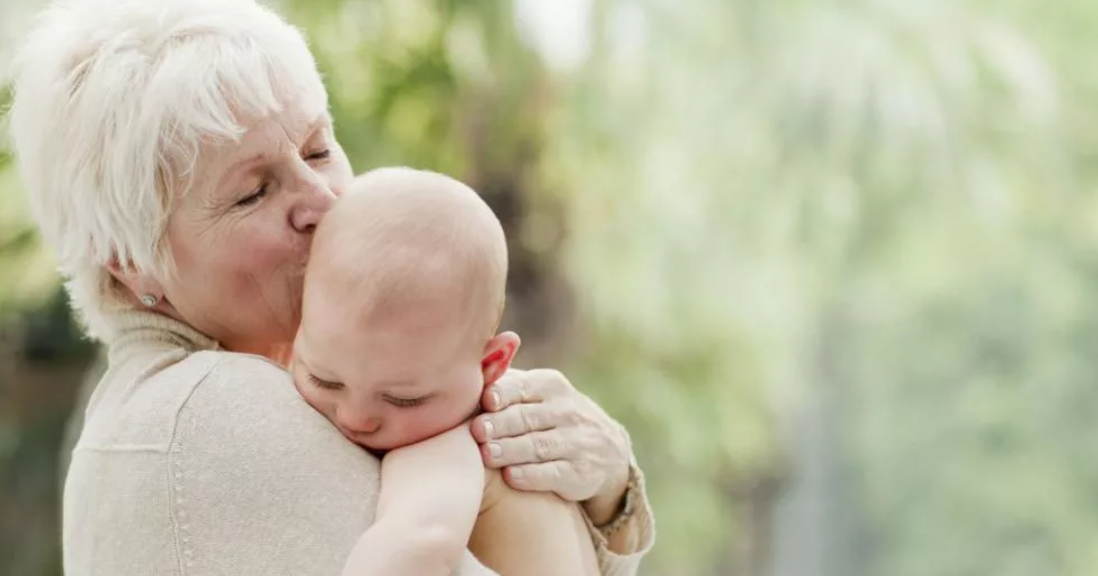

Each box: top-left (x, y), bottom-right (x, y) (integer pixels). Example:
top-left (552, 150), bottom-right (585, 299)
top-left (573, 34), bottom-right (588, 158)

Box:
top-left (251, 218), bottom-right (302, 264)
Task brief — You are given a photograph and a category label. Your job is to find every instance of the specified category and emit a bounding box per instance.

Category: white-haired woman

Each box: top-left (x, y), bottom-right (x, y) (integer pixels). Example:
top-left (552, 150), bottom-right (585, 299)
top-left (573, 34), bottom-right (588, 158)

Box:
top-left (8, 0), bottom-right (654, 574)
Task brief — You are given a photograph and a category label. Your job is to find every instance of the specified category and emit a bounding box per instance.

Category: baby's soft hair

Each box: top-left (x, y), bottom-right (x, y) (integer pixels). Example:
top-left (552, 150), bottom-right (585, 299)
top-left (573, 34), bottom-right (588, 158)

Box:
top-left (314, 167), bottom-right (511, 341)
top-left (7, 0), bottom-right (325, 341)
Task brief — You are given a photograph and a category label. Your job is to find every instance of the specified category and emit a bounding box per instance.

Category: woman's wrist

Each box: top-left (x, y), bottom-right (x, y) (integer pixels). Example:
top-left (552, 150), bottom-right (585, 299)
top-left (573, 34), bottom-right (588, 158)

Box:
top-left (583, 419), bottom-right (636, 525)
top-left (582, 461), bottom-right (633, 526)
top-left (582, 462), bottom-right (654, 560)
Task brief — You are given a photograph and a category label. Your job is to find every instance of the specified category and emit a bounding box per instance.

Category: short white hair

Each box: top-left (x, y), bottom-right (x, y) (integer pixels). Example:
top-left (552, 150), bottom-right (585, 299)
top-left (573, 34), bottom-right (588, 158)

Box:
top-left (8, 0), bottom-right (325, 341)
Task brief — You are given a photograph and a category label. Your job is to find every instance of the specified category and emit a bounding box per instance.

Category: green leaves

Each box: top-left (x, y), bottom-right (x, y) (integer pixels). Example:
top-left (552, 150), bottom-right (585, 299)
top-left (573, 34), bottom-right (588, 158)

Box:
top-left (550, 0), bottom-right (1098, 574)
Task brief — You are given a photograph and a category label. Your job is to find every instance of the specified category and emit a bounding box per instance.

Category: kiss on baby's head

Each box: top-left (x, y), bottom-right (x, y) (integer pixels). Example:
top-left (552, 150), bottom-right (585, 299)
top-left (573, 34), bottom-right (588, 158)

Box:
top-left (291, 167), bottom-right (520, 451)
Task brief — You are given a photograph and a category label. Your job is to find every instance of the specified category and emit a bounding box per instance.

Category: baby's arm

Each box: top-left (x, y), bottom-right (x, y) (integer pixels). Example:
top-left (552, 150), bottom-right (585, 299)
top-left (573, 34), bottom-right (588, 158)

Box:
top-left (470, 470), bottom-right (600, 576)
top-left (341, 425), bottom-right (484, 576)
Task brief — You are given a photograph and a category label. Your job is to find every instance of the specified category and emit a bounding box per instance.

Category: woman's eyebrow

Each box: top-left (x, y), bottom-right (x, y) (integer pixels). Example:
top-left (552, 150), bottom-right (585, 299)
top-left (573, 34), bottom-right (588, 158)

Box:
top-left (303, 112), bottom-right (332, 140)
top-left (215, 112), bottom-right (330, 188)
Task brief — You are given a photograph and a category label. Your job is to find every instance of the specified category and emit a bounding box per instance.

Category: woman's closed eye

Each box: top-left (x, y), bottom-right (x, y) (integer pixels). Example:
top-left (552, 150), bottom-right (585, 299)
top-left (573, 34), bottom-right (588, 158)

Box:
top-left (235, 182), bottom-right (268, 207)
top-left (383, 394), bottom-right (431, 408)
top-left (304, 148), bottom-right (330, 161)
top-left (307, 373), bottom-right (344, 391)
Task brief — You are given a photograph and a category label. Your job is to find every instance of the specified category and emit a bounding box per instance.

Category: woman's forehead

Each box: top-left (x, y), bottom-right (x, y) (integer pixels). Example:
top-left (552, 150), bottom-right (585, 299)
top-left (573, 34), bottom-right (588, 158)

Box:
top-left (198, 103), bottom-right (331, 184)
top-left (222, 96), bottom-right (330, 155)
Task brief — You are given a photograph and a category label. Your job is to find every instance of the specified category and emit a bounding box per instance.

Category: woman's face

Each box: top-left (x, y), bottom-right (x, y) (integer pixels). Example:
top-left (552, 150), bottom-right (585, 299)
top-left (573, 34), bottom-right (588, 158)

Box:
top-left (159, 89), bottom-right (353, 358)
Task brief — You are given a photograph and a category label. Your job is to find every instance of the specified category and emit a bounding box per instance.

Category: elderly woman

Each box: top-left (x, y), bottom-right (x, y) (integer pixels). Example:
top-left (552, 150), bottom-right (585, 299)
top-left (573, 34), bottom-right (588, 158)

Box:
top-left (8, 0), bottom-right (654, 574)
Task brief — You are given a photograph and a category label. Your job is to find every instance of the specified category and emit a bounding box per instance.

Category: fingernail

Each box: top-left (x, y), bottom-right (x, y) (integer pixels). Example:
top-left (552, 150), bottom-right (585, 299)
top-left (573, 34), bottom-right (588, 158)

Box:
top-left (491, 389), bottom-right (502, 409)
top-left (509, 467), bottom-right (524, 480)
top-left (489, 443), bottom-right (502, 458)
top-left (483, 420), bottom-right (494, 440)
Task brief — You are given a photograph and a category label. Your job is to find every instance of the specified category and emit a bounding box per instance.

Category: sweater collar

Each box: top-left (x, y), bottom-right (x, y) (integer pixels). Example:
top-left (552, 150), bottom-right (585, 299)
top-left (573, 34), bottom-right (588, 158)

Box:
top-left (105, 310), bottom-right (220, 361)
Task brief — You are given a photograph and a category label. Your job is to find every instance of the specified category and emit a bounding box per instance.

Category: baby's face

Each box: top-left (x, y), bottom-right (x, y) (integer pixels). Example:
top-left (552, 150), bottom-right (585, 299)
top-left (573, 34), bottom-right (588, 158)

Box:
top-left (292, 298), bottom-right (486, 451)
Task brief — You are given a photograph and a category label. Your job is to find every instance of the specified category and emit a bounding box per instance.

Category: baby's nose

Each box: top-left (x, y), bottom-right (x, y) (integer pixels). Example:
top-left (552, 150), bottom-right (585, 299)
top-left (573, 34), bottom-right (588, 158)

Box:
top-left (337, 409), bottom-right (382, 436)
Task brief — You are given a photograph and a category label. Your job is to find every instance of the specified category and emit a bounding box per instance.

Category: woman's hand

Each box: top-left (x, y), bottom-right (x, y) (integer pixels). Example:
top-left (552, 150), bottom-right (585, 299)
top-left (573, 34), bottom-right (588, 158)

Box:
top-left (471, 368), bottom-right (632, 526)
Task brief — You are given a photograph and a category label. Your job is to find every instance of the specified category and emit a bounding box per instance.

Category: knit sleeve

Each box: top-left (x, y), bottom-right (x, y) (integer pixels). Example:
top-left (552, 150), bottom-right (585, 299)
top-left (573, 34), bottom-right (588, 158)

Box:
top-left (583, 461), bottom-right (656, 576)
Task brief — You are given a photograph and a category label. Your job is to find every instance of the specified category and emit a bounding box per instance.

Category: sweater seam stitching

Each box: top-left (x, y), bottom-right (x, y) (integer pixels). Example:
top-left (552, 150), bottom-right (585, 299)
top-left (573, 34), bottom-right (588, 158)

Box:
top-left (167, 351), bottom-right (225, 576)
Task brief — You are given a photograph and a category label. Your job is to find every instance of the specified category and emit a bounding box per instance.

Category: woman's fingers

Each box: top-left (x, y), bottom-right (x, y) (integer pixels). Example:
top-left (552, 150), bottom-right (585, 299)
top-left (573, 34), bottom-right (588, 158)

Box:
top-left (502, 461), bottom-right (576, 495)
top-left (480, 368), bottom-right (573, 413)
top-left (480, 370), bottom-right (537, 412)
top-left (480, 429), bottom-right (570, 469)
top-left (472, 402), bottom-right (556, 443)
top-left (473, 366), bottom-right (630, 503)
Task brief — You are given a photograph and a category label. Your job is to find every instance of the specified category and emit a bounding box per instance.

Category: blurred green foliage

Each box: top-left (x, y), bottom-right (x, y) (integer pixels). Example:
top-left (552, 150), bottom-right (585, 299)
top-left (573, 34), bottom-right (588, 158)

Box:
top-left (4, 0), bottom-right (1098, 575)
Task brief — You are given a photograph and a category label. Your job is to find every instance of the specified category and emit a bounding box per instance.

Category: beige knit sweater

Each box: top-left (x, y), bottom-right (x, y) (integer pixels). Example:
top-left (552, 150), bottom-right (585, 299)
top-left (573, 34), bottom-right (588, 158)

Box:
top-left (63, 311), bottom-right (654, 576)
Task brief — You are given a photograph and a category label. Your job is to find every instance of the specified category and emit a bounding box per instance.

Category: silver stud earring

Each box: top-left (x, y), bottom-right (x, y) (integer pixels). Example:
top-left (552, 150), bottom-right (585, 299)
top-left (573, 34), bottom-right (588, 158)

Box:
top-left (140, 294), bottom-right (159, 307)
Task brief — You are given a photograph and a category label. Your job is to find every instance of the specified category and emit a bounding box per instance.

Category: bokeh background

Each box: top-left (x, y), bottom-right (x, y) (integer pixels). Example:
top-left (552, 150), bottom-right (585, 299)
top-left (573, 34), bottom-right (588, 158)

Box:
top-left (3, 0), bottom-right (1098, 575)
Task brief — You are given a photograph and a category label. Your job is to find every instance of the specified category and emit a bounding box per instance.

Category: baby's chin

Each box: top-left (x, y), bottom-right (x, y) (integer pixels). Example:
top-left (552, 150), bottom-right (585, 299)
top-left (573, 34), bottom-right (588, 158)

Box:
top-left (344, 419), bottom-right (475, 454)
top-left (340, 427), bottom-right (430, 454)
top-left (334, 400), bottom-right (484, 454)
top-left (354, 437), bottom-right (401, 455)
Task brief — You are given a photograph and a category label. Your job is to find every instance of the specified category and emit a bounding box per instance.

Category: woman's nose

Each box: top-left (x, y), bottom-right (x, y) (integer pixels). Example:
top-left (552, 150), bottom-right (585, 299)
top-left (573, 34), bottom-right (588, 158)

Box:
top-left (289, 171), bottom-right (336, 233)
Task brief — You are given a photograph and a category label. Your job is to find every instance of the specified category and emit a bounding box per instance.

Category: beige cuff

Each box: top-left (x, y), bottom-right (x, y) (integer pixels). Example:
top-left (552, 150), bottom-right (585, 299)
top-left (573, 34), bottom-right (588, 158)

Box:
top-left (583, 461), bottom-right (656, 576)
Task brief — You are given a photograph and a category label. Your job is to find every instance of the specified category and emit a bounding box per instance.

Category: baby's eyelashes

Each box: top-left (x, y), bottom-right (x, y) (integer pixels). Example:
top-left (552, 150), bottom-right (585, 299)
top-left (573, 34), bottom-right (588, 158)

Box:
top-left (381, 393), bottom-right (432, 408)
top-left (306, 373), bottom-right (344, 391)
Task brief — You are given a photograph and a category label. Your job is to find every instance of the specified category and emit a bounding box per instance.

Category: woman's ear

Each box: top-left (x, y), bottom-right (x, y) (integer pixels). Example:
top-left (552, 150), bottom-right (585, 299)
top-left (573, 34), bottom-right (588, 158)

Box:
top-left (106, 257), bottom-right (164, 306)
top-left (481, 331), bottom-right (521, 385)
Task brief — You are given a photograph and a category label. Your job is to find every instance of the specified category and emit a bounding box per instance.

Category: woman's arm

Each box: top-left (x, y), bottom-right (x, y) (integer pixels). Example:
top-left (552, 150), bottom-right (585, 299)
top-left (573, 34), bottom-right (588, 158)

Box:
top-left (469, 468), bottom-right (599, 576)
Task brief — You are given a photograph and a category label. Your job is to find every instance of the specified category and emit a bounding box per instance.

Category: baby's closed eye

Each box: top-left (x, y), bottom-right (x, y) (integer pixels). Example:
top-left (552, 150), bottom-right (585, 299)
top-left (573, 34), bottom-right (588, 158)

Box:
top-left (382, 393), bottom-right (433, 408)
top-left (306, 373), bottom-right (344, 391)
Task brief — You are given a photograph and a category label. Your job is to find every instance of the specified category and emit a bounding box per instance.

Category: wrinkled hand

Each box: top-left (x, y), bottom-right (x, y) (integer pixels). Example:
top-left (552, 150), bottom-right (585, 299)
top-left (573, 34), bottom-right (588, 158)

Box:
top-left (470, 368), bottom-right (631, 521)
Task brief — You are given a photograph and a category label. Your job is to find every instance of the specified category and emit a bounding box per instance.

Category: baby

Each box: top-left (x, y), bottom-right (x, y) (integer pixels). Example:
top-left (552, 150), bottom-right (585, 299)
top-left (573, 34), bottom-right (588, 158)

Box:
top-left (290, 167), bottom-right (598, 576)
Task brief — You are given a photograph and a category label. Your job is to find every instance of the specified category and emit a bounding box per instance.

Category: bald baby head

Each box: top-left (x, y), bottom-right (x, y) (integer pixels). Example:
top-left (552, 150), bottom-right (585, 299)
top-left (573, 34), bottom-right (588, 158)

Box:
top-left (295, 168), bottom-right (520, 450)
top-left (307, 167), bottom-right (508, 342)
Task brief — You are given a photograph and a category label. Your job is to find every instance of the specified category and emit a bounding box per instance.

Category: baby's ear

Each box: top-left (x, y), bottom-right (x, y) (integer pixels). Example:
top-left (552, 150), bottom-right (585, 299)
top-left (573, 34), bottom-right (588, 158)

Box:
top-left (481, 331), bottom-right (520, 385)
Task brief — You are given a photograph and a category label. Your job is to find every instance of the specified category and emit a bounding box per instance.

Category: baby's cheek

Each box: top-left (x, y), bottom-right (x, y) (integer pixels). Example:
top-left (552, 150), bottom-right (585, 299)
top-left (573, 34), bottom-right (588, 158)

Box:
top-left (460, 377), bottom-right (487, 415)
top-left (292, 376), bottom-right (333, 420)
top-left (443, 385), bottom-right (483, 427)
top-left (406, 403), bottom-right (469, 441)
